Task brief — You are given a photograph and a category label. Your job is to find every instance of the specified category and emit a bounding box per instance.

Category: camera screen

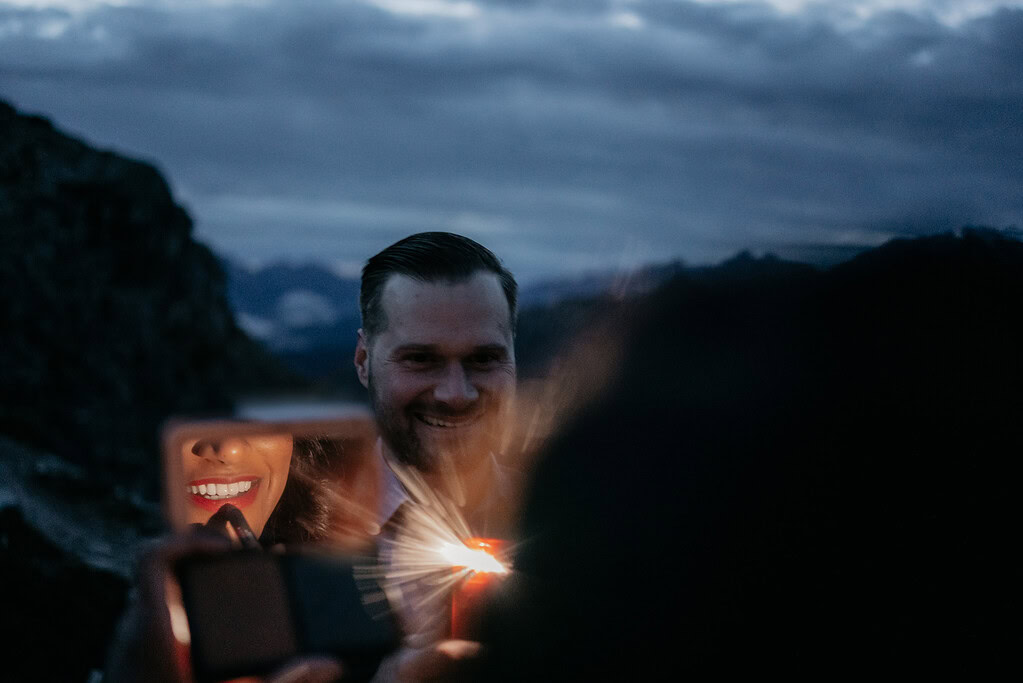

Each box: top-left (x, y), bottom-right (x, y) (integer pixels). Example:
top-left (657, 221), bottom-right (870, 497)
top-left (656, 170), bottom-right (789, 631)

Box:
top-left (178, 552), bottom-right (299, 682)
top-left (282, 552), bottom-right (399, 675)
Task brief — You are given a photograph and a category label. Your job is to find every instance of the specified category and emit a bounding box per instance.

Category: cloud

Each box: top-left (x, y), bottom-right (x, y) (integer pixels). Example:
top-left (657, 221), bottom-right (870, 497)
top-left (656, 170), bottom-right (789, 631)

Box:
top-left (1, 0), bottom-right (1021, 281)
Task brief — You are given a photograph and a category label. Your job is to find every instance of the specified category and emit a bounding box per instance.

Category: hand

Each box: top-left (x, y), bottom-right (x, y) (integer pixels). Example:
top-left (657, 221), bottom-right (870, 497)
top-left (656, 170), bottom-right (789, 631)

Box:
top-left (372, 640), bottom-right (482, 682)
top-left (106, 530), bottom-right (232, 683)
top-left (256, 656), bottom-right (344, 683)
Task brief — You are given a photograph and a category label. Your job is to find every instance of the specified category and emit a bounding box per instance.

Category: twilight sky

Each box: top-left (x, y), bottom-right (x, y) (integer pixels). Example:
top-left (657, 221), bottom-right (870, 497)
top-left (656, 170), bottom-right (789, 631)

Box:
top-left (2, 0), bottom-right (1021, 283)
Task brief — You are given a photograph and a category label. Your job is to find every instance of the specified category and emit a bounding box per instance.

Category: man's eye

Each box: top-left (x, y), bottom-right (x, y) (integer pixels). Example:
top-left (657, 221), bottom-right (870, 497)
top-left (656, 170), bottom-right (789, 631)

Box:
top-left (402, 353), bottom-right (436, 366)
top-left (468, 352), bottom-right (502, 367)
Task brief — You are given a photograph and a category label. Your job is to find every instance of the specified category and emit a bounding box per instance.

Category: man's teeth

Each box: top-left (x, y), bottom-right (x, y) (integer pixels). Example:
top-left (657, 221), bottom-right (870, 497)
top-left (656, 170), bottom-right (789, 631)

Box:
top-left (187, 480), bottom-right (254, 499)
top-left (419, 415), bottom-right (460, 427)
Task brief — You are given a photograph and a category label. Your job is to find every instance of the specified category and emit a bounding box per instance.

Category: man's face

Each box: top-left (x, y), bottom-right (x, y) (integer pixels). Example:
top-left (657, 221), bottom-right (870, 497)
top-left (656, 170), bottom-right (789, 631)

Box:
top-left (355, 272), bottom-right (516, 473)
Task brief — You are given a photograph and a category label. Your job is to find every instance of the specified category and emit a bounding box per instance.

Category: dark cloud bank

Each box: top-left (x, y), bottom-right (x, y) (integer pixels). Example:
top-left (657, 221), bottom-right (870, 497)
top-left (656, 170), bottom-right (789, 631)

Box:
top-left (1, 0), bottom-right (1021, 279)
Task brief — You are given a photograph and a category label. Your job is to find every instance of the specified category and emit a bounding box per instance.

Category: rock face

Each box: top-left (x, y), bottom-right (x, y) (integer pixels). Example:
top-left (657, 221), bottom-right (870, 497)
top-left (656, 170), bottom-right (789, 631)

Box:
top-left (1, 99), bottom-right (305, 682)
top-left (0, 100), bottom-right (300, 491)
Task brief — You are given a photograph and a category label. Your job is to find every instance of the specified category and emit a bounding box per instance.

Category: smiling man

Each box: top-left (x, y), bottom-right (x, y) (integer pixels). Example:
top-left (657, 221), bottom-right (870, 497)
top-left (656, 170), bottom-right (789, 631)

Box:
top-left (354, 232), bottom-right (519, 534)
top-left (352, 233), bottom-right (524, 679)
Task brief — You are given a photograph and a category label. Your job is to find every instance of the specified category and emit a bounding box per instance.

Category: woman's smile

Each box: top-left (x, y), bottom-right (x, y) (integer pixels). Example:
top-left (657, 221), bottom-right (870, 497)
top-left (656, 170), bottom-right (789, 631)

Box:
top-left (181, 433), bottom-right (293, 537)
top-left (186, 476), bottom-right (262, 511)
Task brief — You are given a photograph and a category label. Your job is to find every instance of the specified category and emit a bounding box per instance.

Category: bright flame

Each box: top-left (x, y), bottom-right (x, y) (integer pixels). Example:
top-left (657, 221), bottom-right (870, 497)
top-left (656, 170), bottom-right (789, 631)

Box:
top-left (437, 541), bottom-right (509, 574)
top-left (353, 462), bottom-right (517, 637)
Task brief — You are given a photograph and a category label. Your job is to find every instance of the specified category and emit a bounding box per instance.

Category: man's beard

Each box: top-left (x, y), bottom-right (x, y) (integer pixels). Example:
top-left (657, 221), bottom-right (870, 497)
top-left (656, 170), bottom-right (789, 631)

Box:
top-left (368, 377), bottom-right (429, 471)
top-left (367, 376), bottom-right (499, 475)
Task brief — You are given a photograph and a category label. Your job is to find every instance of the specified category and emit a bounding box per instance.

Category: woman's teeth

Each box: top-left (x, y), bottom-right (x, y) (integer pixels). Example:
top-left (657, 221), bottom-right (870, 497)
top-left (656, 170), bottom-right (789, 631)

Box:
top-left (187, 480), bottom-right (255, 499)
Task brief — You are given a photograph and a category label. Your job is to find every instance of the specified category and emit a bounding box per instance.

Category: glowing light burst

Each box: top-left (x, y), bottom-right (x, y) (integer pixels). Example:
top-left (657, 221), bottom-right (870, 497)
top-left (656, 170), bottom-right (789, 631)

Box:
top-left (353, 462), bottom-right (514, 638)
top-left (437, 541), bottom-right (508, 574)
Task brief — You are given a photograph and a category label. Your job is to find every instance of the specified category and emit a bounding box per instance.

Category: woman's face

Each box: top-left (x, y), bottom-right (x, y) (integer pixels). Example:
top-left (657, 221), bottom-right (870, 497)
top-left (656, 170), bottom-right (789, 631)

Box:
top-left (181, 433), bottom-right (294, 537)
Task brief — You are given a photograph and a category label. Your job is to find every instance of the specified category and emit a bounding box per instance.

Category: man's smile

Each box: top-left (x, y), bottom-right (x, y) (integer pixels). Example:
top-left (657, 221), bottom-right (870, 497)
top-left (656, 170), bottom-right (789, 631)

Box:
top-left (414, 411), bottom-right (481, 429)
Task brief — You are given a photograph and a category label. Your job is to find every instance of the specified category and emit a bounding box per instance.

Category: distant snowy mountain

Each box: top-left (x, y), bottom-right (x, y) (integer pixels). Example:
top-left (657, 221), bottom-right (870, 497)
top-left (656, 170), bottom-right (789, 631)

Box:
top-left (222, 260), bottom-right (362, 352)
top-left (222, 257), bottom-right (691, 354)
top-left (219, 251), bottom-right (825, 388)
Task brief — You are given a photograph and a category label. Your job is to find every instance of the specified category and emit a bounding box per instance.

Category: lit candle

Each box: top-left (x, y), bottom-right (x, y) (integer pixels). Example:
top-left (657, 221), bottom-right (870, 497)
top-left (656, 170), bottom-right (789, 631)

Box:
top-left (442, 537), bottom-right (508, 640)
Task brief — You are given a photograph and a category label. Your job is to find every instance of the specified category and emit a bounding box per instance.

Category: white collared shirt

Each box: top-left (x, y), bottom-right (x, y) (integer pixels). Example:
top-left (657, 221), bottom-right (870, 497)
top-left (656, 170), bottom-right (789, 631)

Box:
top-left (371, 440), bottom-right (520, 640)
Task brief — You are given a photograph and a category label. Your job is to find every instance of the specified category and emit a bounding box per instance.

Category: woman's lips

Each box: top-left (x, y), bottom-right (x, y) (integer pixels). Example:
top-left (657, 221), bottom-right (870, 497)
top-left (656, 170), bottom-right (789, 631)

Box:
top-left (186, 477), bottom-right (260, 512)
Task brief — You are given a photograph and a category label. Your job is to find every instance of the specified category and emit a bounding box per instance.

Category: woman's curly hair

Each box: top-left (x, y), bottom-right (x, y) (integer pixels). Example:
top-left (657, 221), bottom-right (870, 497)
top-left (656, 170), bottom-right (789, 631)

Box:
top-left (259, 435), bottom-right (350, 546)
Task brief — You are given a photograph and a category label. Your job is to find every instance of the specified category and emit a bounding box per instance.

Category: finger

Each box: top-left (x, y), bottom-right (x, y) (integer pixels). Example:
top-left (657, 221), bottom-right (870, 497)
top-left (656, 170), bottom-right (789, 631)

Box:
top-left (397, 640), bottom-right (482, 681)
top-left (132, 532), bottom-right (234, 681)
top-left (266, 656), bottom-right (343, 683)
top-left (434, 640), bottom-right (482, 659)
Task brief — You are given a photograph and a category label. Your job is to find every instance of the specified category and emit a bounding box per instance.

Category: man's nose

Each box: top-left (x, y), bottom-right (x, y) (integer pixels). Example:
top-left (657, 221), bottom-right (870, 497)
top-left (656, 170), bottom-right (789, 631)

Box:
top-left (433, 362), bottom-right (479, 408)
top-left (191, 438), bottom-right (248, 463)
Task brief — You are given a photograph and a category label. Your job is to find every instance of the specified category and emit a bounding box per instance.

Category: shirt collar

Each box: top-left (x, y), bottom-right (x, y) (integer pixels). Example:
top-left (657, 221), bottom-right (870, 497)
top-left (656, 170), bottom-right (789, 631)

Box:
top-left (376, 438), bottom-right (410, 530)
top-left (373, 438), bottom-right (511, 532)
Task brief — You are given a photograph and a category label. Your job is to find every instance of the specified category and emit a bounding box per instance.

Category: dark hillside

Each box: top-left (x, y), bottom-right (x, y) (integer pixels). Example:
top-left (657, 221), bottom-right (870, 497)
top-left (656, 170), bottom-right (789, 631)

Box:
top-left (1, 100), bottom-right (303, 682)
top-left (0, 100), bottom-right (302, 489)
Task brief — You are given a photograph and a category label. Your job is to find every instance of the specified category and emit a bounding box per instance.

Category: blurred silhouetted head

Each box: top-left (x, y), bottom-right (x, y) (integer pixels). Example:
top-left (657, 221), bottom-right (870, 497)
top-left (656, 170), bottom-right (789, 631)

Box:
top-left (482, 237), bottom-right (1021, 678)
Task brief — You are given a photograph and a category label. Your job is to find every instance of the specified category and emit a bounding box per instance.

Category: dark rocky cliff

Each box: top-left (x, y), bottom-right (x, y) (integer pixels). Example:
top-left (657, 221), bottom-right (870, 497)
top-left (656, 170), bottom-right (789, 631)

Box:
top-left (1, 100), bottom-right (303, 682)
top-left (0, 100), bottom-right (301, 490)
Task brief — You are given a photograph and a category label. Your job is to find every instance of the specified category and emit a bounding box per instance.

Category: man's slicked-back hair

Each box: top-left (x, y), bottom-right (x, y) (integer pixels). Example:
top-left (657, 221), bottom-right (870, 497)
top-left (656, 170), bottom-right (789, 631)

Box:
top-left (360, 232), bottom-right (518, 337)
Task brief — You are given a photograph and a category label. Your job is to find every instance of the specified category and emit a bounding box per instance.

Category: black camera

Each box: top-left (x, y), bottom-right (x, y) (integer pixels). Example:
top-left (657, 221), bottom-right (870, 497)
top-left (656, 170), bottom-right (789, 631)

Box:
top-left (176, 548), bottom-right (399, 683)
